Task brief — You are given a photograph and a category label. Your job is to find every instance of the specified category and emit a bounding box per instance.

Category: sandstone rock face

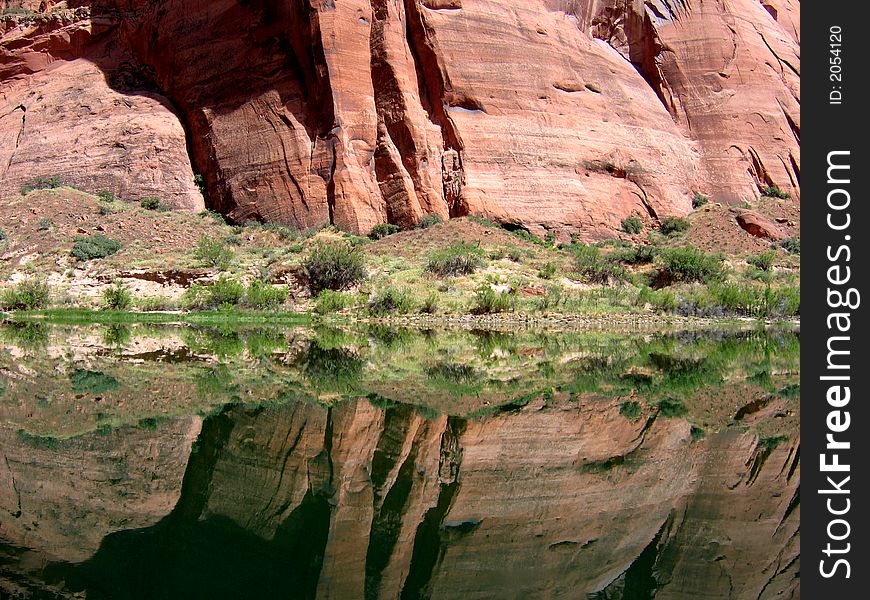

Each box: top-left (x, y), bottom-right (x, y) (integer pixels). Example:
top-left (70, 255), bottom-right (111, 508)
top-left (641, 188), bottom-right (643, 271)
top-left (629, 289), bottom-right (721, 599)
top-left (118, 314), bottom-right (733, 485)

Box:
top-left (0, 1), bottom-right (799, 238)
top-left (0, 9), bottom-right (204, 209)
top-left (734, 207), bottom-right (785, 239)
top-left (1, 399), bottom-right (798, 598)
top-left (0, 417), bottom-right (200, 564)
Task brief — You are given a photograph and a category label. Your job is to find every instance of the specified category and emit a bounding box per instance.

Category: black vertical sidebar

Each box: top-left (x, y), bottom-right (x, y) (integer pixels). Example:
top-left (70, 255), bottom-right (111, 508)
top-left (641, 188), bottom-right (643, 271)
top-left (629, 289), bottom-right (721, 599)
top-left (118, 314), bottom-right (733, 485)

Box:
top-left (803, 4), bottom-right (867, 597)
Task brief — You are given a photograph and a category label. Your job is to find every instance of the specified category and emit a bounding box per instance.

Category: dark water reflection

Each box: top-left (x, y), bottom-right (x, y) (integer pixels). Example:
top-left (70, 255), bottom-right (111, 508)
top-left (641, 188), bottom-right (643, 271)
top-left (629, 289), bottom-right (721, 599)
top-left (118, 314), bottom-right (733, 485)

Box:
top-left (0, 324), bottom-right (799, 599)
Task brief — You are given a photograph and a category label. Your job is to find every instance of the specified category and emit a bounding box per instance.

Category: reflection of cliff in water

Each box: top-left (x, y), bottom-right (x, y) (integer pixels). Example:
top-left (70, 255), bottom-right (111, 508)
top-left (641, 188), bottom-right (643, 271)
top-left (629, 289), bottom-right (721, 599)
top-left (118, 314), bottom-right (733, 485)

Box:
top-left (1, 392), bottom-right (798, 599)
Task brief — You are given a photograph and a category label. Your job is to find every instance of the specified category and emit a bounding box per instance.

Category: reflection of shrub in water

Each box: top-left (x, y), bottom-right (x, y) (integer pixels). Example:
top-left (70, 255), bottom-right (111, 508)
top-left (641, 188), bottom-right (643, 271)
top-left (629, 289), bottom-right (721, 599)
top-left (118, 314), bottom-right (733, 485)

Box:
top-left (17, 430), bottom-right (61, 450)
top-left (69, 369), bottom-right (119, 395)
top-left (301, 343), bottom-right (364, 394)
top-left (102, 324), bottom-right (132, 348)
top-left (655, 397), bottom-right (688, 418)
top-left (366, 324), bottom-right (414, 351)
top-left (426, 362), bottom-right (478, 384)
top-left (471, 329), bottom-right (514, 359)
top-left (0, 322), bottom-right (50, 350)
top-left (195, 365), bottom-right (240, 400)
top-left (366, 392), bottom-right (399, 410)
top-left (183, 328), bottom-right (246, 358)
top-left (619, 400), bottom-right (643, 421)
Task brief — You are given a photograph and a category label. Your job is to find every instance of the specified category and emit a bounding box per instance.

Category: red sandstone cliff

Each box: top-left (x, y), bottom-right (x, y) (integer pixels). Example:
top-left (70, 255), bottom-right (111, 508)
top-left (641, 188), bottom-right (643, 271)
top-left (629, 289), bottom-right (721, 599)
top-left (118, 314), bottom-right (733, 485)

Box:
top-left (1, 1), bottom-right (799, 239)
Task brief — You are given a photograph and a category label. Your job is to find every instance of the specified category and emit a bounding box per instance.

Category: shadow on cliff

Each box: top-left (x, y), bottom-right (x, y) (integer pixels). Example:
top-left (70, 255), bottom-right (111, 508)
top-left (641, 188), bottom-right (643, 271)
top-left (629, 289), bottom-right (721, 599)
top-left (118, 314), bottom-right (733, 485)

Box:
top-left (72, 0), bottom-right (336, 220)
top-left (39, 407), bottom-right (332, 600)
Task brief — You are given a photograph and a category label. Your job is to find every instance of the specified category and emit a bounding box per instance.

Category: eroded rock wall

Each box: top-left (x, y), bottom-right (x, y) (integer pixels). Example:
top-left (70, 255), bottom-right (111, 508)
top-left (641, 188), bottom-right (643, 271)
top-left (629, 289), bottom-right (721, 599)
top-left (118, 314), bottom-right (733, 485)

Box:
top-left (0, 0), bottom-right (799, 238)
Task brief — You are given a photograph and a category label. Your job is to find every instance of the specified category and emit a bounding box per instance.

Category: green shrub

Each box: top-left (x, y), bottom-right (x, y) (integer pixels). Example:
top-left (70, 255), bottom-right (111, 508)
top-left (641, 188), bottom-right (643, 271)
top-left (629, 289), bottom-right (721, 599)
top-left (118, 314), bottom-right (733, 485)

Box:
top-left (98, 204), bottom-right (115, 216)
top-left (37, 218), bottom-right (52, 231)
top-left (747, 250), bottom-right (776, 272)
top-left (194, 174), bottom-right (207, 195)
top-left (779, 238), bottom-right (800, 254)
top-left (0, 278), bottom-right (50, 310)
top-left (303, 242), bottom-right (366, 293)
top-left (573, 244), bottom-right (626, 284)
top-left (470, 285), bottom-right (515, 314)
top-left (98, 191), bottom-right (117, 203)
top-left (419, 293), bottom-right (439, 314)
top-left (614, 245), bottom-right (657, 264)
top-left (243, 280), bottom-right (288, 309)
top-left (692, 193), bottom-right (709, 209)
top-left (103, 282), bottom-right (132, 310)
top-left (71, 235), bottom-right (121, 261)
top-left (0, 229), bottom-right (6, 241)
top-left (418, 213), bottom-right (444, 229)
top-left (20, 176), bottom-right (61, 195)
top-left (660, 216), bottom-right (690, 235)
top-left (314, 290), bottom-right (350, 315)
top-left (427, 243), bottom-right (485, 277)
top-left (140, 196), bottom-right (161, 210)
top-left (538, 261), bottom-right (557, 279)
top-left (656, 246), bottom-right (723, 284)
top-left (508, 247), bottom-right (523, 262)
top-left (367, 287), bottom-right (414, 315)
top-left (69, 369), bottom-right (119, 395)
top-left (195, 236), bottom-right (233, 269)
top-left (761, 185), bottom-right (790, 199)
top-left (619, 400), bottom-right (643, 421)
top-left (656, 397), bottom-right (688, 418)
top-left (369, 223), bottom-right (401, 240)
top-left (621, 216), bottom-right (643, 234)
top-left (208, 276), bottom-right (245, 307)
top-left (136, 296), bottom-right (178, 312)
top-left (535, 285), bottom-right (565, 312)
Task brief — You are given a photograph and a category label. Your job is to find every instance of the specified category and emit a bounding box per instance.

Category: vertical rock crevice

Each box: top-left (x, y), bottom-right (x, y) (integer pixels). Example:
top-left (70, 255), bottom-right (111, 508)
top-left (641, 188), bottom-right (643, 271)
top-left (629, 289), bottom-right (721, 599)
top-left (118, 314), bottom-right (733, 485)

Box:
top-left (402, 0), bottom-right (467, 217)
top-left (400, 416), bottom-right (465, 600)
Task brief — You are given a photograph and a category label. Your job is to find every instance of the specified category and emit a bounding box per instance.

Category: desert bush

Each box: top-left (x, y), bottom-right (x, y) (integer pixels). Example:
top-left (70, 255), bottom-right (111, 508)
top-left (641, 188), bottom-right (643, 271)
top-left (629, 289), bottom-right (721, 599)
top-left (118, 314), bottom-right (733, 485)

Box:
top-left (314, 290), bottom-right (350, 315)
top-left (418, 213), bottom-right (444, 229)
top-left (102, 282), bottom-right (133, 310)
top-left (761, 185), bottom-right (790, 199)
top-left (426, 243), bottom-right (485, 277)
top-left (419, 293), bottom-right (439, 314)
top-left (0, 229), bottom-right (6, 241)
top-left (194, 174), bottom-right (207, 195)
top-left (573, 244), bottom-right (626, 284)
top-left (0, 278), bottom-right (50, 310)
top-left (367, 287), bottom-right (414, 315)
top-left (71, 235), bottom-right (121, 261)
top-left (535, 285), bottom-right (565, 312)
top-left (98, 191), bottom-right (117, 203)
top-left (195, 236), bottom-right (233, 269)
top-left (747, 250), bottom-right (776, 272)
top-left (621, 216), bottom-right (643, 234)
top-left (369, 223), bottom-right (401, 240)
top-left (37, 218), bottom-right (52, 231)
top-left (208, 276), bottom-right (245, 307)
top-left (660, 216), bottom-right (690, 235)
top-left (779, 238), bottom-right (800, 254)
top-left (140, 196), bottom-right (161, 210)
top-left (692, 193), bottom-right (709, 209)
top-left (135, 296), bottom-right (178, 312)
top-left (619, 400), bottom-right (643, 420)
top-left (243, 280), bottom-right (288, 309)
top-left (98, 204), bottom-right (115, 216)
top-left (20, 176), bottom-right (61, 195)
top-left (538, 261), bottom-right (557, 279)
top-left (303, 242), bottom-right (366, 293)
top-left (655, 246), bottom-right (723, 284)
top-left (614, 245), bottom-right (657, 264)
top-left (470, 285), bottom-right (515, 314)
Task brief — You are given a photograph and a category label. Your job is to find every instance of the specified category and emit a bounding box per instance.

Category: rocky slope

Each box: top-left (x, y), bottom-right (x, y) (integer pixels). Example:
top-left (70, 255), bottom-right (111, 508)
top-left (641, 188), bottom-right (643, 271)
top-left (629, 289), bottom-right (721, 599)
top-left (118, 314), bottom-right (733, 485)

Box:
top-left (0, 398), bottom-right (799, 599)
top-left (1, 1), bottom-right (799, 239)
